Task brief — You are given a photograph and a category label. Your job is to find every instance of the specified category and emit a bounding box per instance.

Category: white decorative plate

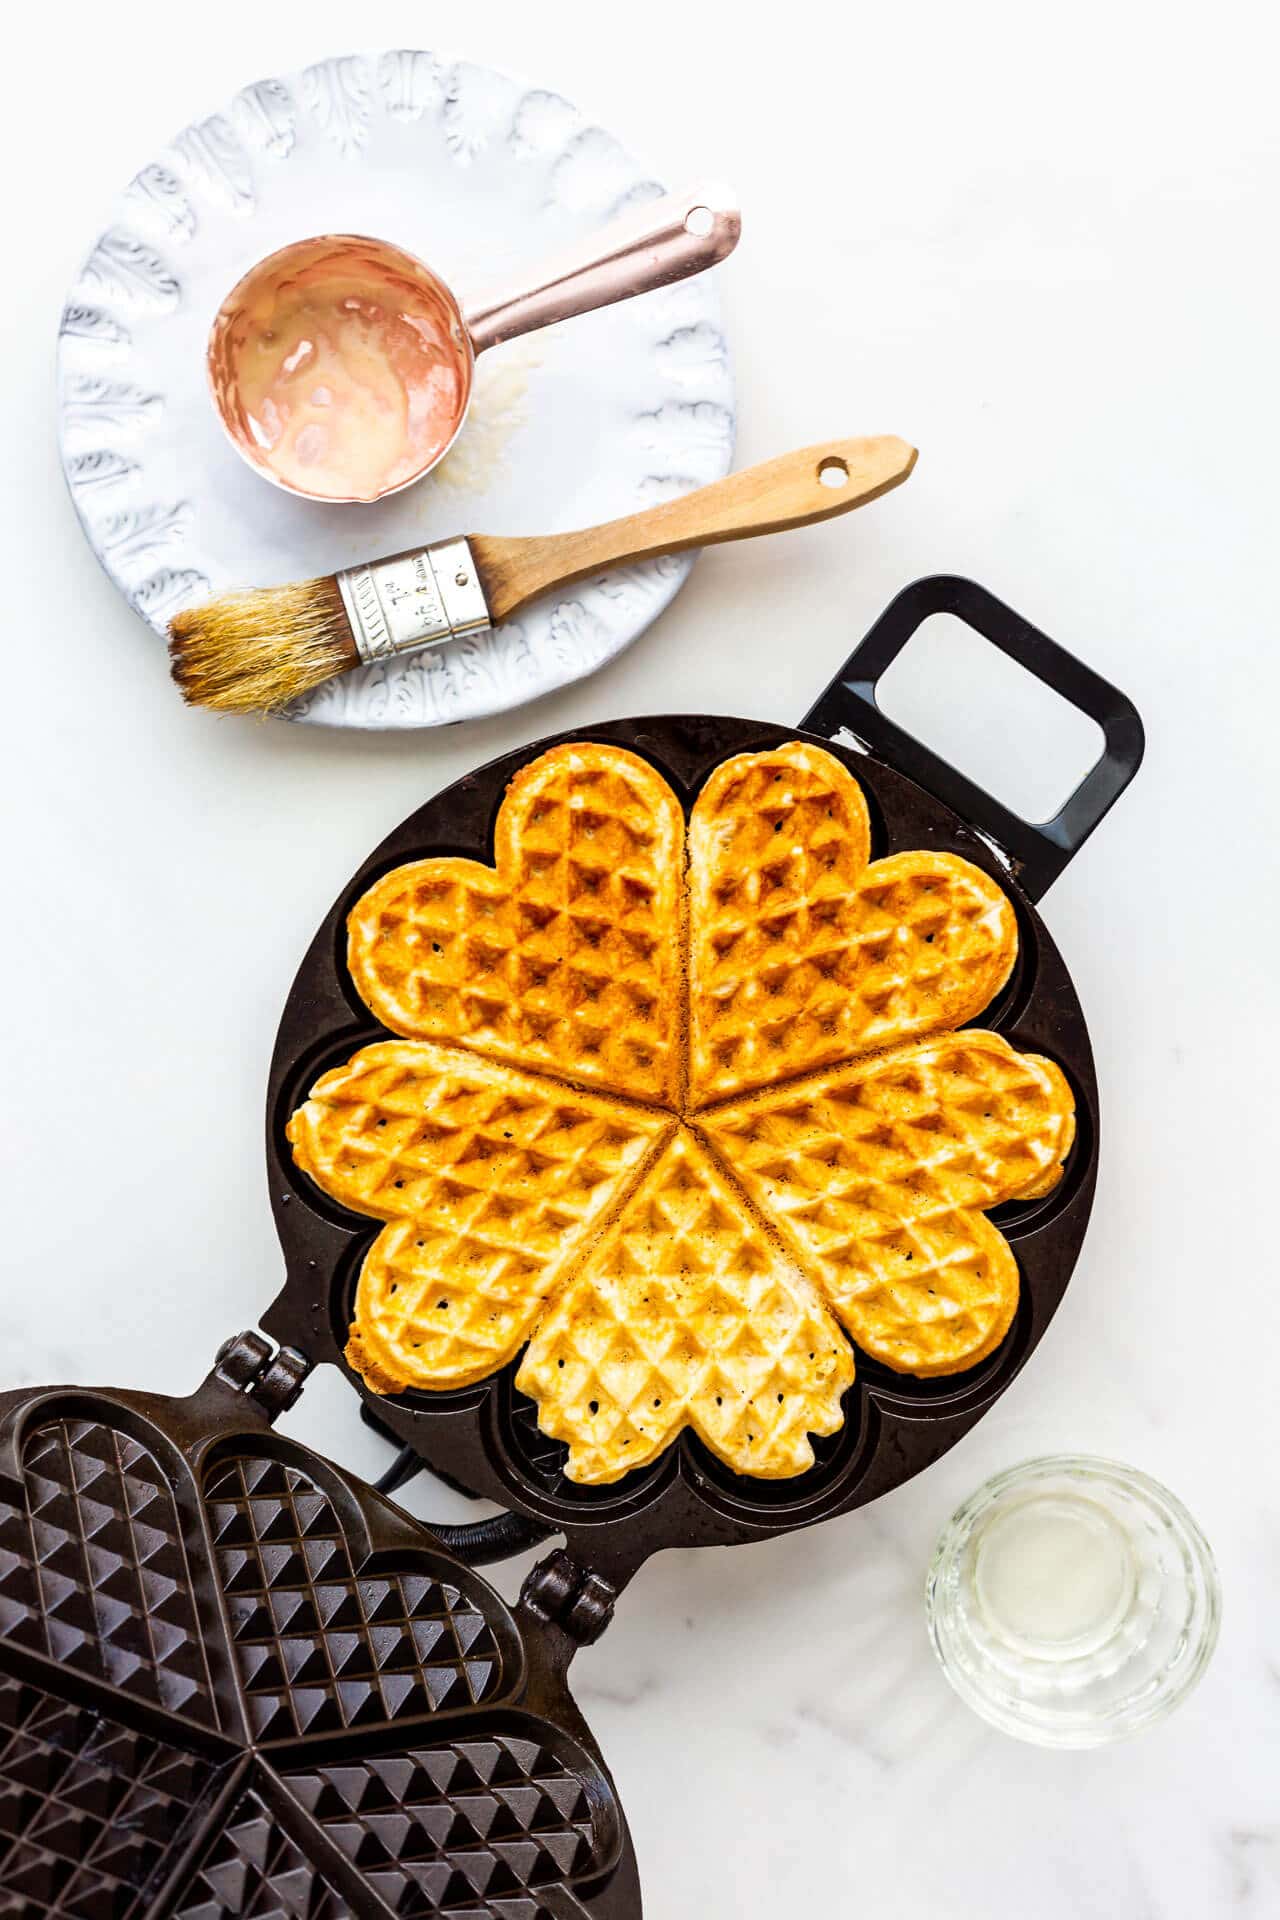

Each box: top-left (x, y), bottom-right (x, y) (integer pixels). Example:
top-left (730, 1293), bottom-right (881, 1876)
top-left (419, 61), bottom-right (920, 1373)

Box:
top-left (57, 50), bottom-right (735, 728)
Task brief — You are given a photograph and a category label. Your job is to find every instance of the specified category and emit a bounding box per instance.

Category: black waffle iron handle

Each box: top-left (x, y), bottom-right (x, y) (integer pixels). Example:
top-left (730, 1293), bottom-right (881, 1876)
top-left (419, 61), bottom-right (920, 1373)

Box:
top-left (800, 576), bottom-right (1144, 902)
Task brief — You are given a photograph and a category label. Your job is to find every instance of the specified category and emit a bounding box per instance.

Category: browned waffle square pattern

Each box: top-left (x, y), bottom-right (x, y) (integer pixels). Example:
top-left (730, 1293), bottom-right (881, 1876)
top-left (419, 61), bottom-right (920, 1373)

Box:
top-left (294, 741), bottom-right (1072, 1483)
top-left (347, 744), bottom-right (685, 1104)
top-left (287, 1043), bottom-right (667, 1396)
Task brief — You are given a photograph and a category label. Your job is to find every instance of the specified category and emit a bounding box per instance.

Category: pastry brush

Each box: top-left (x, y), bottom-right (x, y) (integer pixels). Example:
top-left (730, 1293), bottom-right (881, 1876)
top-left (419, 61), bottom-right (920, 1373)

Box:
top-left (168, 435), bottom-right (916, 715)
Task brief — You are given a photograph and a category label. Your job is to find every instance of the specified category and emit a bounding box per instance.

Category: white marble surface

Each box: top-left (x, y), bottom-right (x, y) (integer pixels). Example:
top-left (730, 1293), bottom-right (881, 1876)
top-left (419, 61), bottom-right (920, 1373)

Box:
top-left (2, 2), bottom-right (1277, 1915)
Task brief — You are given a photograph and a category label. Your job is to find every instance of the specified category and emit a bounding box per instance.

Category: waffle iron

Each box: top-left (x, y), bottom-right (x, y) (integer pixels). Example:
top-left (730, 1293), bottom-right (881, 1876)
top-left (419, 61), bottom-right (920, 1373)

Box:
top-left (0, 577), bottom-right (1142, 1919)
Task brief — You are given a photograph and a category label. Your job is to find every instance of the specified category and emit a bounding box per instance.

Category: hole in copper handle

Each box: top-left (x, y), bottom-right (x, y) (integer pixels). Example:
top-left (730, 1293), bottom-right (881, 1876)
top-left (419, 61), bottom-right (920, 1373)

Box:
top-left (684, 205), bottom-right (715, 237)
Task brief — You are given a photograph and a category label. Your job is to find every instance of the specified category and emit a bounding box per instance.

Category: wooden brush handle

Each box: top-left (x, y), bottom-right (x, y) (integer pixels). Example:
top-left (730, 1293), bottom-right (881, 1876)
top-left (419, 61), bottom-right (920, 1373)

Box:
top-left (469, 435), bottom-right (917, 624)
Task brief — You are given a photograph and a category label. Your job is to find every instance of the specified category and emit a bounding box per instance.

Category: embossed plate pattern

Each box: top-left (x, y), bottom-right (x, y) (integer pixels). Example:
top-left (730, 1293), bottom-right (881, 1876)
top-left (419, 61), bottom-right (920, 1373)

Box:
top-left (56, 49), bottom-right (734, 729)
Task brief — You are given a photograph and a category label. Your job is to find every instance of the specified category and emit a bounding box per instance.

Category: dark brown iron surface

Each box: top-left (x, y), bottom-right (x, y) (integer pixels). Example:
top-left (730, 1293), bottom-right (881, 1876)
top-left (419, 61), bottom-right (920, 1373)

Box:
top-left (0, 1362), bottom-right (638, 1919)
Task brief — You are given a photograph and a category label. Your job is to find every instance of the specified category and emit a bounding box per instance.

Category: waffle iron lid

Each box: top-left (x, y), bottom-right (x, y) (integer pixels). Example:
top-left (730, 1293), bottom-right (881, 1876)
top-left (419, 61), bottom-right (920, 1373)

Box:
top-left (257, 578), bottom-right (1142, 1590)
top-left (0, 1355), bottom-right (641, 1920)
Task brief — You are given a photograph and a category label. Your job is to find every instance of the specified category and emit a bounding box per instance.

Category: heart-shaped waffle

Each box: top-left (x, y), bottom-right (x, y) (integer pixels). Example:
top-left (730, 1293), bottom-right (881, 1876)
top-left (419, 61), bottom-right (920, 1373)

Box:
top-left (515, 1127), bottom-right (854, 1484)
top-left (701, 1032), bottom-right (1075, 1375)
top-left (287, 1042), bottom-right (669, 1394)
top-left (293, 741), bottom-right (1074, 1481)
top-left (687, 742), bottom-right (1018, 1102)
top-left (347, 743), bottom-right (685, 1104)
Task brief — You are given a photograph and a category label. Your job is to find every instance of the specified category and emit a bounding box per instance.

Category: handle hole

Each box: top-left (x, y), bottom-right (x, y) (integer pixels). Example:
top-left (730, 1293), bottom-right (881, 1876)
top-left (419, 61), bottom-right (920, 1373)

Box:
top-left (876, 614), bottom-right (1105, 823)
top-left (818, 456), bottom-right (850, 489)
top-left (684, 205), bottom-right (715, 236)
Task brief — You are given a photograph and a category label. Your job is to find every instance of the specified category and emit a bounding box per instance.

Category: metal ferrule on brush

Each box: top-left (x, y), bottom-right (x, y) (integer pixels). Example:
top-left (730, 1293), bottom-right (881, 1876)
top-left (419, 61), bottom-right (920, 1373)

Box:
top-left (336, 538), bottom-right (492, 665)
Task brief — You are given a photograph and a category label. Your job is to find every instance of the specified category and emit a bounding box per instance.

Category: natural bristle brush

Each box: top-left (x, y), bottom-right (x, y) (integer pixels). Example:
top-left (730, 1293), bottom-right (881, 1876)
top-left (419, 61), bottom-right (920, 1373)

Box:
top-left (168, 436), bottom-right (917, 715)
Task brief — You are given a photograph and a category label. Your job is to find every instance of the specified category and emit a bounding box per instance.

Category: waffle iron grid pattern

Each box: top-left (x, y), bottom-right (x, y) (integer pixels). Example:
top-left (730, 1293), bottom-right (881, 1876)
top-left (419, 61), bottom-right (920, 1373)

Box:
top-left (0, 1670), bottom-right (214, 1919)
top-left (205, 1455), bottom-right (501, 1740)
top-left (0, 1397), bottom-right (627, 1920)
top-left (172, 1787), bottom-right (349, 1920)
top-left (281, 1733), bottom-right (597, 1913)
top-left (0, 1419), bottom-right (215, 1726)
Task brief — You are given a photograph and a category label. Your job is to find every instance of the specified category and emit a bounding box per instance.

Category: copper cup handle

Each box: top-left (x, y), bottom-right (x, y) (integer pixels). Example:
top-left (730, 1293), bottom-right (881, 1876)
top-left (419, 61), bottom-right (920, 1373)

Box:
top-left (461, 181), bottom-right (740, 357)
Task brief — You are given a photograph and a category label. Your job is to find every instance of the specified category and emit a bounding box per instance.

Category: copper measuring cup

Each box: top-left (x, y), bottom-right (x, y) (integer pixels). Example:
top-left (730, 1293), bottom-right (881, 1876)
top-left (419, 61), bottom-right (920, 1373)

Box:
top-left (207, 182), bottom-right (739, 505)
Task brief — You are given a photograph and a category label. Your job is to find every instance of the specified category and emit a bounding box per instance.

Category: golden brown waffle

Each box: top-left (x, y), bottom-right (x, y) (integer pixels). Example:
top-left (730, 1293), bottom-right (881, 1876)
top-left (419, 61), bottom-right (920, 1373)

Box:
top-left (686, 741), bottom-right (1018, 1103)
top-left (286, 1041), bottom-right (669, 1392)
top-left (290, 741), bottom-right (1075, 1480)
top-left (346, 742), bottom-right (684, 1104)
top-left (701, 1032), bottom-right (1075, 1376)
top-left (515, 1127), bottom-right (854, 1483)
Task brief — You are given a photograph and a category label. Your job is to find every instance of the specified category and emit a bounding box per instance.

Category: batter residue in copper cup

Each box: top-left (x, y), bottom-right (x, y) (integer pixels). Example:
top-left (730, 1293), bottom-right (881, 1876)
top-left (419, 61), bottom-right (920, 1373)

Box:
top-left (207, 234), bottom-right (473, 504)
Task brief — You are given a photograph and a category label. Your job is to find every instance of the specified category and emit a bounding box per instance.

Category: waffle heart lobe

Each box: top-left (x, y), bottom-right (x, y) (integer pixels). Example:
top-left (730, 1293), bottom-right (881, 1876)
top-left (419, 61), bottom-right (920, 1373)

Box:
top-left (170, 1786), bottom-right (350, 1920)
top-left (515, 1125), bottom-right (855, 1484)
top-left (686, 741), bottom-right (1018, 1103)
top-left (0, 1668), bottom-right (216, 1919)
top-left (346, 742), bottom-right (685, 1104)
top-left (286, 1040), bottom-right (669, 1394)
top-left (204, 1451), bottom-right (507, 1742)
top-left (701, 1030), bottom-right (1076, 1376)
top-left (280, 1724), bottom-right (613, 1913)
top-left (0, 1415), bottom-right (216, 1725)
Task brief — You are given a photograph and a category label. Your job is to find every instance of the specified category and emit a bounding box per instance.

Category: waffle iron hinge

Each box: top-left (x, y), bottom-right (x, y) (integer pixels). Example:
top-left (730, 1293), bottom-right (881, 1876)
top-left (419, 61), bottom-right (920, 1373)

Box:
top-left (520, 1547), bottom-right (619, 1646)
top-left (215, 1329), bottom-right (312, 1419)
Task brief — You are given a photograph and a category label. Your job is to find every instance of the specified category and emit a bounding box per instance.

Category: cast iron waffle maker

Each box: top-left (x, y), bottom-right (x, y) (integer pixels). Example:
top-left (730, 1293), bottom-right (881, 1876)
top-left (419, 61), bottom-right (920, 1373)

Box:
top-left (0, 578), bottom-right (1142, 1918)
